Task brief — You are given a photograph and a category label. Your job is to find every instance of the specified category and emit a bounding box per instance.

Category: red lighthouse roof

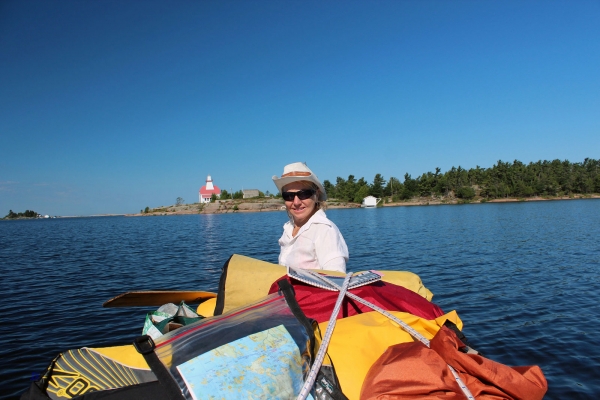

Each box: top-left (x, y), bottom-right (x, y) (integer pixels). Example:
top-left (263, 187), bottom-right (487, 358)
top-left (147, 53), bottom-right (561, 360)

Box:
top-left (199, 185), bottom-right (221, 195)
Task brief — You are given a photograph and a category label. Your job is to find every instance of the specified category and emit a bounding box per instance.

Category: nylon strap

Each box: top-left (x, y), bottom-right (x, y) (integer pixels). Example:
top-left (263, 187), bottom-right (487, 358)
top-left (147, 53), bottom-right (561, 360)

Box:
top-left (308, 272), bottom-right (476, 400)
top-left (133, 335), bottom-right (186, 400)
top-left (297, 272), bottom-right (352, 400)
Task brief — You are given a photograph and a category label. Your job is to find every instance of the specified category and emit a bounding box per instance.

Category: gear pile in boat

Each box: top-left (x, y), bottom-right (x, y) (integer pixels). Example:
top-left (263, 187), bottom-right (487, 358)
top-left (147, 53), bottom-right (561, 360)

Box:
top-left (21, 254), bottom-right (548, 400)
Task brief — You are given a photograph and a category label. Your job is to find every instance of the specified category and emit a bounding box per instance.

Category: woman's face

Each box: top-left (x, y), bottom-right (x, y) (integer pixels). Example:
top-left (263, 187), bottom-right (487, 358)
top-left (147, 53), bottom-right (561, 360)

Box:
top-left (283, 181), bottom-right (317, 227)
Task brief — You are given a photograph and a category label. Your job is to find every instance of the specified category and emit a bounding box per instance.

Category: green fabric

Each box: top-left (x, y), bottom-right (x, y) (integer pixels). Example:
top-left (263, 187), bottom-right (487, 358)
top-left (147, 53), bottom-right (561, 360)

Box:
top-left (143, 301), bottom-right (203, 339)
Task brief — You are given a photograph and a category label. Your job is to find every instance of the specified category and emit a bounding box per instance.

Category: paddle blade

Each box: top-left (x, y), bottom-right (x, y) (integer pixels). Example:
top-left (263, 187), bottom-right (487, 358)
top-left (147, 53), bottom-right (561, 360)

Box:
top-left (103, 290), bottom-right (217, 308)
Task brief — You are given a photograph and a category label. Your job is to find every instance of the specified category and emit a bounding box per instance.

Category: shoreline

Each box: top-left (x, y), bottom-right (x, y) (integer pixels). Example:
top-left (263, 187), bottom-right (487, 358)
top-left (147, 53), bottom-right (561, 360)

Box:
top-left (125, 194), bottom-right (600, 217)
top-left (381, 194), bottom-right (600, 208)
top-left (4, 195), bottom-right (597, 220)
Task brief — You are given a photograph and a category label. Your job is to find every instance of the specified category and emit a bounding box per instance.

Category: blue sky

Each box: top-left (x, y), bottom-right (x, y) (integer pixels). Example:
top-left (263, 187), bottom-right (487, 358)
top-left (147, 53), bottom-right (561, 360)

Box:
top-left (1, 1), bottom-right (598, 216)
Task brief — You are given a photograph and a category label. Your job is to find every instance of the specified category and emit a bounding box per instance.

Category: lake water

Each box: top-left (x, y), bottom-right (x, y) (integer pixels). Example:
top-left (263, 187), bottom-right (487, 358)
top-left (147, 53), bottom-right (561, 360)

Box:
top-left (1, 199), bottom-right (599, 399)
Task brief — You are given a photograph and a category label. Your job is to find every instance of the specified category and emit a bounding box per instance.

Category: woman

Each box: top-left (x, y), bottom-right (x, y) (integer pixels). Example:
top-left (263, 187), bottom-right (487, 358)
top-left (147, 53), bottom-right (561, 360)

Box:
top-left (273, 162), bottom-right (349, 272)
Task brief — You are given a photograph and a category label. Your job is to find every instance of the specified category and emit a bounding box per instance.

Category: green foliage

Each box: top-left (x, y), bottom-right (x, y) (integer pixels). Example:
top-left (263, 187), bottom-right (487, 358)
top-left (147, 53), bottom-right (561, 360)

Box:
top-left (320, 157), bottom-right (599, 205)
top-left (323, 180), bottom-right (335, 198)
top-left (258, 191), bottom-right (265, 198)
top-left (144, 207), bottom-right (150, 214)
top-left (176, 197), bottom-right (184, 206)
top-left (370, 174), bottom-right (386, 198)
top-left (233, 190), bottom-right (244, 199)
top-left (4, 209), bottom-right (39, 219)
top-left (326, 174), bottom-right (386, 203)
top-left (456, 186), bottom-right (475, 199)
top-left (232, 204), bottom-right (239, 211)
top-left (400, 173), bottom-right (419, 199)
top-left (220, 189), bottom-right (230, 199)
top-left (399, 187), bottom-right (413, 200)
top-left (384, 177), bottom-right (402, 197)
top-left (470, 158), bottom-right (600, 198)
top-left (354, 185), bottom-right (371, 203)
top-left (210, 193), bottom-right (217, 202)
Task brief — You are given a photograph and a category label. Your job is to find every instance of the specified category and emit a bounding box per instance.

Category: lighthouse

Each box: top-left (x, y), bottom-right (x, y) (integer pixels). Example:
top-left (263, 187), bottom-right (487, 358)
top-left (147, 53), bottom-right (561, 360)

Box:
top-left (199, 175), bottom-right (221, 203)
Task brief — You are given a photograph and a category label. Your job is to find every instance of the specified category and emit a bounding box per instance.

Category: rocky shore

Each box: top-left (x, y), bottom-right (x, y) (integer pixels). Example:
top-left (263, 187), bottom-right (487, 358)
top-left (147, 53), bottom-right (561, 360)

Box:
top-left (383, 193), bottom-right (600, 207)
top-left (126, 194), bottom-right (599, 217)
top-left (128, 198), bottom-right (361, 216)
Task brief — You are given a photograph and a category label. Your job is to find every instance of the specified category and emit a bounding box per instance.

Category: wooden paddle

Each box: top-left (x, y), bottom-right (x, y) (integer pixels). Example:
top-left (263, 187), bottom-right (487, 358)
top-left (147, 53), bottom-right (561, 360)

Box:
top-left (103, 290), bottom-right (217, 308)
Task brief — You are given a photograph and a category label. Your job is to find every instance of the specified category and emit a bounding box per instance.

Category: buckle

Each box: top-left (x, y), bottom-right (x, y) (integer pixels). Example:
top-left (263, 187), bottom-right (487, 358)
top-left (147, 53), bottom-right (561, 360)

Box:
top-left (133, 335), bottom-right (155, 355)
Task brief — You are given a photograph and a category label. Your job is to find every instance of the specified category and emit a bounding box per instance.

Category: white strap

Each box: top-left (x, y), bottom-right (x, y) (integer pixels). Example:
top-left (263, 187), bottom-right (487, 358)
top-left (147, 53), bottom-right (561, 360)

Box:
top-left (308, 271), bottom-right (475, 400)
top-left (297, 272), bottom-right (352, 400)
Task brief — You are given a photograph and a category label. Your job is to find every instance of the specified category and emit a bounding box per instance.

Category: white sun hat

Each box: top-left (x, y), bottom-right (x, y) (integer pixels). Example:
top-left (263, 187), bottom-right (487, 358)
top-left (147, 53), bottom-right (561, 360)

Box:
top-left (272, 162), bottom-right (327, 201)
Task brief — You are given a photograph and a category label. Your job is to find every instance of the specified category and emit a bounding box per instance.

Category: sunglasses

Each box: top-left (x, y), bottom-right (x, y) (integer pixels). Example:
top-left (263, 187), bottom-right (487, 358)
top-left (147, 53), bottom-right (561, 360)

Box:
top-left (282, 189), bottom-right (316, 201)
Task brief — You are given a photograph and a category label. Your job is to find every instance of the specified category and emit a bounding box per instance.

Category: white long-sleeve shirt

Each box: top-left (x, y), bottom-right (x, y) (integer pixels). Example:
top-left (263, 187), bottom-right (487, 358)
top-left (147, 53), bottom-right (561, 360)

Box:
top-left (278, 209), bottom-right (349, 272)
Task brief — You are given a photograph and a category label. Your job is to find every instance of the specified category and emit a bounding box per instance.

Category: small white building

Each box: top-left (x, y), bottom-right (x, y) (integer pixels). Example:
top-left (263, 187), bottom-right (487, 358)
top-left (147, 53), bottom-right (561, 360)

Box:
top-left (199, 175), bottom-right (221, 203)
top-left (361, 195), bottom-right (381, 208)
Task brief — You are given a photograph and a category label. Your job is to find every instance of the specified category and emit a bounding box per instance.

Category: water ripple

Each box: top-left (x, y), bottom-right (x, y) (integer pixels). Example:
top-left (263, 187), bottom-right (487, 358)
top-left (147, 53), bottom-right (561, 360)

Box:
top-left (1, 200), bottom-right (599, 398)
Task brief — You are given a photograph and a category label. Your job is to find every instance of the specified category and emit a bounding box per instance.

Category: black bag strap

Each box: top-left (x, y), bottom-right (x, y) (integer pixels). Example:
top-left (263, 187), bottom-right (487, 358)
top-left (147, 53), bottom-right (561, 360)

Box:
top-left (213, 254), bottom-right (234, 316)
top-left (315, 369), bottom-right (349, 400)
top-left (132, 335), bottom-right (186, 400)
top-left (278, 279), bottom-right (348, 399)
top-left (278, 279), bottom-right (317, 361)
top-left (443, 320), bottom-right (483, 357)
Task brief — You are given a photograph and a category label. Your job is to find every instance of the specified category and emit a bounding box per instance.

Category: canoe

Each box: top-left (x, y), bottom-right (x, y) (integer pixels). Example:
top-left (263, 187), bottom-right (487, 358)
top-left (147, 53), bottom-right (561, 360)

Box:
top-left (20, 254), bottom-right (547, 400)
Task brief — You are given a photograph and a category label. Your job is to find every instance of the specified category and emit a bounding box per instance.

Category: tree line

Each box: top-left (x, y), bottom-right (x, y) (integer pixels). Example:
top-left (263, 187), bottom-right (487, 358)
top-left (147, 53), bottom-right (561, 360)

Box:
top-left (321, 158), bottom-right (600, 202)
top-left (4, 210), bottom-right (40, 219)
top-left (219, 190), bottom-right (265, 200)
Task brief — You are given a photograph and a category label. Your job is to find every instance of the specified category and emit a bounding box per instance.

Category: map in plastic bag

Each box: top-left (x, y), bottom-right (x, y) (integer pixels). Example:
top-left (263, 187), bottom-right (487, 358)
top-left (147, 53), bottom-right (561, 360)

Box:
top-left (177, 324), bottom-right (311, 399)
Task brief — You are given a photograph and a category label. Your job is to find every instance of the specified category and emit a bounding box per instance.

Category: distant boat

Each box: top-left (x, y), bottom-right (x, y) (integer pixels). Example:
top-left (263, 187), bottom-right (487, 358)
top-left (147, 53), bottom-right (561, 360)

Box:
top-left (361, 196), bottom-right (381, 208)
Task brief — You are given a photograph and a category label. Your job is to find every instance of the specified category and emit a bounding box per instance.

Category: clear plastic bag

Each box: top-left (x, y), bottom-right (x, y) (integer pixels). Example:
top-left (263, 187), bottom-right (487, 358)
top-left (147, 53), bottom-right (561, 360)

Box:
top-left (153, 290), bottom-right (315, 399)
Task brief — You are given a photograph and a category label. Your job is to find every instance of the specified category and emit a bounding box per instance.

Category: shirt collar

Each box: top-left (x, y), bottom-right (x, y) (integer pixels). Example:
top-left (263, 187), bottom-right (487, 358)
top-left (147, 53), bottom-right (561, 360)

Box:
top-left (283, 209), bottom-right (330, 237)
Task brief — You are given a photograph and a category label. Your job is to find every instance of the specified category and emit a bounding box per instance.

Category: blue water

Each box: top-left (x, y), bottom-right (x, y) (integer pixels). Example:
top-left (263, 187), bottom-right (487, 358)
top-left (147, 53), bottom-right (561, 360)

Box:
top-left (1, 200), bottom-right (599, 399)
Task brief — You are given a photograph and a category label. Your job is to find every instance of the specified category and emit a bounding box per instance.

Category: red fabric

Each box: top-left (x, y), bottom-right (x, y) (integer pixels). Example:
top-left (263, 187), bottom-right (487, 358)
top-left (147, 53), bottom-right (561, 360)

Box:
top-left (268, 276), bottom-right (444, 323)
top-left (360, 326), bottom-right (548, 400)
